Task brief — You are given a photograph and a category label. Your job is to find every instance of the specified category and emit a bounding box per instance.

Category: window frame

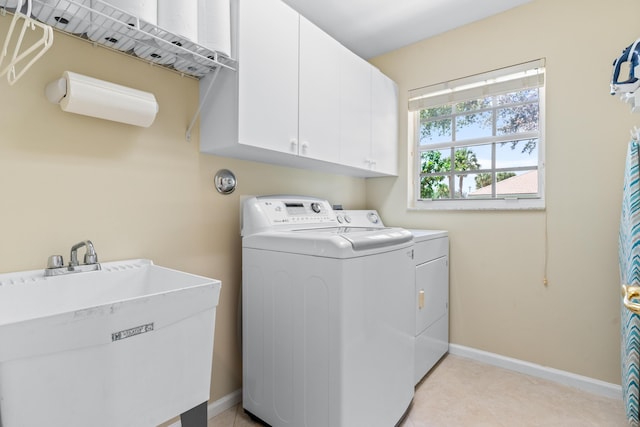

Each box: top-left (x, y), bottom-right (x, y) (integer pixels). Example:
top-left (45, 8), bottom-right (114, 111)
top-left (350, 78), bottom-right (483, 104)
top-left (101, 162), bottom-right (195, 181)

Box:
top-left (409, 60), bottom-right (546, 211)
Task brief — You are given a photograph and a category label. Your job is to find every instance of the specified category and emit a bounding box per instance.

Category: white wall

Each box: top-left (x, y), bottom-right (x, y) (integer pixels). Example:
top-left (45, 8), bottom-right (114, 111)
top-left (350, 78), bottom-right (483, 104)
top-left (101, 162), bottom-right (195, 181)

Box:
top-left (368, 0), bottom-right (639, 384)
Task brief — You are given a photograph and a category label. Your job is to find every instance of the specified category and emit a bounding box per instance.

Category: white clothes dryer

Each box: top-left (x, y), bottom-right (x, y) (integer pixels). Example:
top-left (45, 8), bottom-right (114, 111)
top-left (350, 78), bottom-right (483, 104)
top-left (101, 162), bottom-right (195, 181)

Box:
top-left (337, 209), bottom-right (449, 385)
top-left (241, 196), bottom-right (415, 427)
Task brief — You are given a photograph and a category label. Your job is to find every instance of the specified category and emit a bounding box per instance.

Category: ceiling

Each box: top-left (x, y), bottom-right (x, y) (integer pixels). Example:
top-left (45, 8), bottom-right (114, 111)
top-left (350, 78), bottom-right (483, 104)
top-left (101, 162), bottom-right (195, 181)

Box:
top-left (282, 0), bottom-right (533, 59)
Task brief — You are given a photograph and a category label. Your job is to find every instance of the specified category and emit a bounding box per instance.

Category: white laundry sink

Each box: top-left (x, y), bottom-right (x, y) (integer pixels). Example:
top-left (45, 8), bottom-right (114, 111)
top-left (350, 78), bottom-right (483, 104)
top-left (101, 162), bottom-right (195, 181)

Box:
top-left (0, 259), bottom-right (221, 427)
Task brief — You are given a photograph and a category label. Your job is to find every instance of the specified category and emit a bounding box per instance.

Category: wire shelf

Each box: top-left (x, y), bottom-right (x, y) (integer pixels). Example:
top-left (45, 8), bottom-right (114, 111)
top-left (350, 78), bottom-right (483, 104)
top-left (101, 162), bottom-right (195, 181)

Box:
top-left (0, 0), bottom-right (236, 79)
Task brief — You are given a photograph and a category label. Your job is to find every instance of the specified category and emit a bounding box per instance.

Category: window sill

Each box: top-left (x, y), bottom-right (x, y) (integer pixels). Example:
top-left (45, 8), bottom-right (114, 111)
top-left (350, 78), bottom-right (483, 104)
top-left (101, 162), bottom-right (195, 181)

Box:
top-left (411, 197), bottom-right (545, 211)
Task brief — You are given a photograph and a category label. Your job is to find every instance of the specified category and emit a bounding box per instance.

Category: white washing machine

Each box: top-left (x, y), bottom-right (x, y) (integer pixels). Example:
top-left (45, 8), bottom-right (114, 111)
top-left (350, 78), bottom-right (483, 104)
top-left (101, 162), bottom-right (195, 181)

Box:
top-left (336, 210), bottom-right (449, 385)
top-left (241, 196), bottom-right (415, 427)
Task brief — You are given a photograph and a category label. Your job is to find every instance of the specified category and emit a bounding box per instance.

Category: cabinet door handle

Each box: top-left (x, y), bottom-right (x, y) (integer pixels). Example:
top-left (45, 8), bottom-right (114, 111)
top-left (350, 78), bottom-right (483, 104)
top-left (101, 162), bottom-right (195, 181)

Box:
top-left (301, 141), bottom-right (309, 155)
top-left (290, 139), bottom-right (298, 153)
top-left (418, 289), bottom-right (425, 309)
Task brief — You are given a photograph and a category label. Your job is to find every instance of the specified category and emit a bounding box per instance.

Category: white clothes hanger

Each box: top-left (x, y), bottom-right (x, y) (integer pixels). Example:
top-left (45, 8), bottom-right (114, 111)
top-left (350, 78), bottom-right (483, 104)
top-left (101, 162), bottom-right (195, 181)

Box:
top-left (621, 91), bottom-right (640, 113)
top-left (0, 0), bottom-right (54, 85)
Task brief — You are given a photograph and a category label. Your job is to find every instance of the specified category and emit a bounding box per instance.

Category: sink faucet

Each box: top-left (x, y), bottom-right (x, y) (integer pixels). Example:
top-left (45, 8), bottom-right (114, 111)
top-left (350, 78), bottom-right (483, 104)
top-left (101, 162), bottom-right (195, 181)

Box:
top-left (70, 240), bottom-right (98, 267)
top-left (45, 240), bottom-right (101, 276)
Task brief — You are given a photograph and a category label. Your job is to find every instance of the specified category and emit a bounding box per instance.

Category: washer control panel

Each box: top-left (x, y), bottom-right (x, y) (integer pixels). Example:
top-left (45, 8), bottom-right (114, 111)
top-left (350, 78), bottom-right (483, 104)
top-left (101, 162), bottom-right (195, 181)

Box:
top-left (242, 196), bottom-right (339, 236)
top-left (266, 199), bottom-right (335, 224)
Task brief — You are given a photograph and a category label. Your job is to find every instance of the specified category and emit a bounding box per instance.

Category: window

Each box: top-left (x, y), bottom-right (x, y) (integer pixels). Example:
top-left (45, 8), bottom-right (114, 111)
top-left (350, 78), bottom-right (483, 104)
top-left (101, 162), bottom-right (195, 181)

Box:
top-left (409, 59), bottom-right (545, 210)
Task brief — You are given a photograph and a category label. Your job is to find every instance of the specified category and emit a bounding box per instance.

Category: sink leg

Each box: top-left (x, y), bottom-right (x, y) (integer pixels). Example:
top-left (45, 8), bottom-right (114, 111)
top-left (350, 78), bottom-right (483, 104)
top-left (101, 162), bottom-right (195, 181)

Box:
top-left (180, 401), bottom-right (207, 427)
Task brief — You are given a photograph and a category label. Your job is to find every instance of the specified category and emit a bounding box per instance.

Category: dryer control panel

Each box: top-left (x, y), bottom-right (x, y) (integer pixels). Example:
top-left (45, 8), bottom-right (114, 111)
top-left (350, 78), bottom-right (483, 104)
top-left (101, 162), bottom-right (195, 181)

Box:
top-left (242, 196), bottom-right (338, 236)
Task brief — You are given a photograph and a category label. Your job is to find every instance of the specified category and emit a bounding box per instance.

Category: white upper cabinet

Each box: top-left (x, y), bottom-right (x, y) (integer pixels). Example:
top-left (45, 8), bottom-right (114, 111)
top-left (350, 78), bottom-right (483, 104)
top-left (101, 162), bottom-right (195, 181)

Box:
top-left (199, 0), bottom-right (399, 177)
top-left (298, 17), bottom-right (341, 163)
top-left (237, 0), bottom-right (299, 154)
top-left (371, 68), bottom-right (399, 175)
top-left (340, 58), bottom-right (398, 175)
top-left (339, 49), bottom-right (373, 171)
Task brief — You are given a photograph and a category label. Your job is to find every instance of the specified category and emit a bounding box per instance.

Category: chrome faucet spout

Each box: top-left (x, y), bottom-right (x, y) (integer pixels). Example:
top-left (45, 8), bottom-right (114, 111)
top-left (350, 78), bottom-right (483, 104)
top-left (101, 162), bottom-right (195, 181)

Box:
top-left (70, 240), bottom-right (98, 266)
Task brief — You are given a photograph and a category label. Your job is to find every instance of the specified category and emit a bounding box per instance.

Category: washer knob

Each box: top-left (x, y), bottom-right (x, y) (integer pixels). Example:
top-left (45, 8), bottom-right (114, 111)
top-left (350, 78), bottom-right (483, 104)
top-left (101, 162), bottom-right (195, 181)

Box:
top-left (367, 212), bottom-right (380, 224)
top-left (310, 202), bottom-right (321, 213)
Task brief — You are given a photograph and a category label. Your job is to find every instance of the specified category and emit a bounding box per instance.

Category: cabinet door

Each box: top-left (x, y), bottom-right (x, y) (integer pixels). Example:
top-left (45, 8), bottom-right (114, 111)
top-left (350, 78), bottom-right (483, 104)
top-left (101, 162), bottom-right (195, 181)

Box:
top-left (339, 49), bottom-right (372, 169)
top-left (237, 0), bottom-right (299, 154)
top-left (298, 17), bottom-right (341, 163)
top-left (371, 68), bottom-right (399, 175)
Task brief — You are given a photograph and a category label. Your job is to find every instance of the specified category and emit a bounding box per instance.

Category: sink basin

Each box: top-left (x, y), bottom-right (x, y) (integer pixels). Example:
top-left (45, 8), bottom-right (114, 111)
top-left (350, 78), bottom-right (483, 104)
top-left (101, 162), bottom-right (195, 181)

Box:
top-left (0, 259), bottom-right (221, 427)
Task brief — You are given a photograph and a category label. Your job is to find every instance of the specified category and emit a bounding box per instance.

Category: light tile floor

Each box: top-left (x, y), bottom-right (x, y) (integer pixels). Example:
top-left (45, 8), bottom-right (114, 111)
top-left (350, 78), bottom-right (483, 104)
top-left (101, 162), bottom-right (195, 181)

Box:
top-left (208, 355), bottom-right (628, 427)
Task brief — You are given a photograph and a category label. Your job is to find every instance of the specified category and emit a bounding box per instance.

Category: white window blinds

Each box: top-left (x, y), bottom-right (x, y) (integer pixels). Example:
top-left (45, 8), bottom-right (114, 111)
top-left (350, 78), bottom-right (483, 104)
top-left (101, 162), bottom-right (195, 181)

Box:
top-left (408, 58), bottom-right (545, 112)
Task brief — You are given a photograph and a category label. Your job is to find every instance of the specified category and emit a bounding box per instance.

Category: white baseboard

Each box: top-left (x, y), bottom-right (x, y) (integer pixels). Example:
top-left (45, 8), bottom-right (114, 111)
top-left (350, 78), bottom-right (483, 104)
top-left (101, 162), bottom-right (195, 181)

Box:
top-left (448, 344), bottom-right (622, 400)
top-left (167, 389), bottom-right (242, 427)
top-left (207, 389), bottom-right (243, 419)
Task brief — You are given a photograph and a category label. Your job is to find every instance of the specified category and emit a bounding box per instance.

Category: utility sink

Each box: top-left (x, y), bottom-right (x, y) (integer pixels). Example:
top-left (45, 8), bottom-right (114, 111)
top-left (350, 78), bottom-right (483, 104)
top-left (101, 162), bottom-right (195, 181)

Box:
top-left (0, 259), bottom-right (221, 427)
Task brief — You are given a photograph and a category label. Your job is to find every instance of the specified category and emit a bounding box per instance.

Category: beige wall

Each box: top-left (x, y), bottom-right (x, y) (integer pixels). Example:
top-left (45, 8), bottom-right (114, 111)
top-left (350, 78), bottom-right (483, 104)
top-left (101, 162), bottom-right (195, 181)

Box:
top-left (368, 0), bottom-right (640, 384)
top-left (0, 14), bottom-right (366, 418)
top-left (2, 0), bottom-right (633, 416)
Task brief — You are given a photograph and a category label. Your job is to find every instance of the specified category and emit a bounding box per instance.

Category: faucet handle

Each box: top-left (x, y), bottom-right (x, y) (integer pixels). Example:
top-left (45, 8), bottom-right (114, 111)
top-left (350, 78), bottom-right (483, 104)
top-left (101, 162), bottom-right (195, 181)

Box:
top-left (47, 255), bottom-right (64, 269)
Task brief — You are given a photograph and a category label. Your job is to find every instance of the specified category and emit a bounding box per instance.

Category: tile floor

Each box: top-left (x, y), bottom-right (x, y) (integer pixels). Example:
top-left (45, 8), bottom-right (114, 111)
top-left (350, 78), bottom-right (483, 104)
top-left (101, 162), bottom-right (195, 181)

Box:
top-left (208, 354), bottom-right (628, 427)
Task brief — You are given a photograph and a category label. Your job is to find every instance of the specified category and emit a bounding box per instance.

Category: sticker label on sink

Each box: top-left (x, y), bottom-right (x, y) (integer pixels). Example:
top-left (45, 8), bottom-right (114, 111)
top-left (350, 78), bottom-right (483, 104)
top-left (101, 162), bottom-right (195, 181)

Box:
top-left (111, 323), bottom-right (154, 342)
